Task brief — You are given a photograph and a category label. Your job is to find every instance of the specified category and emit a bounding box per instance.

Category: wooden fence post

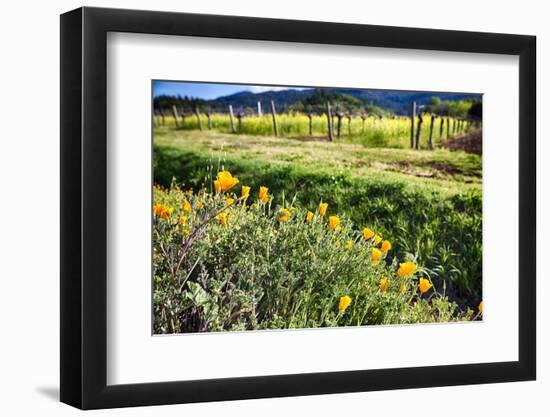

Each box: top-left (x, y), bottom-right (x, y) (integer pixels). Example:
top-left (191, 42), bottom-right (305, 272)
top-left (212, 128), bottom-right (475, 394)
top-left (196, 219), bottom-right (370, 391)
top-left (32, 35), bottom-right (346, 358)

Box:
top-left (195, 106), bottom-right (203, 131)
top-left (236, 112), bottom-right (244, 133)
top-left (326, 101), bottom-right (334, 142)
top-left (428, 114), bottom-right (435, 150)
top-left (228, 105), bottom-right (236, 133)
top-left (172, 105), bottom-right (179, 128)
top-left (160, 110), bottom-right (166, 126)
top-left (257, 101), bottom-right (262, 117)
top-left (439, 115), bottom-right (444, 138)
top-left (410, 101), bottom-right (416, 148)
top-left (415, 112), bottom-right (423, 149)
top-left (335, 111), bottom-right (343, 138)
top-left (270, 100), bottom-right (279, 137)
top-left (446, 117), bottom-right (450, 138)
top-left (347, 114), bottom-right (352, 136)
top-left (182, 111), bottom-right (188, 128)
top-left (206, 112), bottom-right (212, 129)
top-left (307, 113), bottom-right (313, 136)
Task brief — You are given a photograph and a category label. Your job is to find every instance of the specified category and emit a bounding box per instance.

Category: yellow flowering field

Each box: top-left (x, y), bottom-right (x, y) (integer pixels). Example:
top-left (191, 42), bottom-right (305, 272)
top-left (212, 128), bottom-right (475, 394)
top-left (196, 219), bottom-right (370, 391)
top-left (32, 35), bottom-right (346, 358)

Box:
top-left (158, 112), bottom-right (459, 149)
top-left (153, 170), bottom-right (479, 334)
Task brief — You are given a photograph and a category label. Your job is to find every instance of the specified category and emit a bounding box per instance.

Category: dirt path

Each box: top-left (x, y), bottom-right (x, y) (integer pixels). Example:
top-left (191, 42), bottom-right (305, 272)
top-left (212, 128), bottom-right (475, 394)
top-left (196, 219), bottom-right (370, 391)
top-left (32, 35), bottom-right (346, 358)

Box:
top-left (439, 130), bottom-right (482, 155)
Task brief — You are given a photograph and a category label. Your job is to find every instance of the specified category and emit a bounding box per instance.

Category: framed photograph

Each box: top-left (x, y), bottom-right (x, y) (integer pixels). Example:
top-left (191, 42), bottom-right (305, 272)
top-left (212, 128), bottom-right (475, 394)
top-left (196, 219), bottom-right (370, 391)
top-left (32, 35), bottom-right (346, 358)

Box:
top-left (60, 6), bottom-right (536, 409)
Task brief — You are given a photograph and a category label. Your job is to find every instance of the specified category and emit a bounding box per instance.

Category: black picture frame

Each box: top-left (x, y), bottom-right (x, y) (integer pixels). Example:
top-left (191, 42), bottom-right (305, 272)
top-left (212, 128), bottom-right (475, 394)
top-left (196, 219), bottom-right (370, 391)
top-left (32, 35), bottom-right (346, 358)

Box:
top-left (60, 6), bottom-right (536, 410)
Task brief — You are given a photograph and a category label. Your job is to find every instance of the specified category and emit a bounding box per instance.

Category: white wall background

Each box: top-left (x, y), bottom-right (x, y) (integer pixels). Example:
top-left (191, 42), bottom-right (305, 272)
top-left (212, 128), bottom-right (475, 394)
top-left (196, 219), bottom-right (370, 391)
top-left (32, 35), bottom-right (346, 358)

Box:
top-left (0, 0), bottom-right (545, 415)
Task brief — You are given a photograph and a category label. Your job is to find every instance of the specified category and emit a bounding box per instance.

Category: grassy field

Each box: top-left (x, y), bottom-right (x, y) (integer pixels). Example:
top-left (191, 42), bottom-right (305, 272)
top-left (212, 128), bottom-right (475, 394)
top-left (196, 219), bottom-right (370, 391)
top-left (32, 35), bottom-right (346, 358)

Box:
top-left (153, 126), bottom-right (482, 310)
top-left (155, 128), bottom-right (481, 193)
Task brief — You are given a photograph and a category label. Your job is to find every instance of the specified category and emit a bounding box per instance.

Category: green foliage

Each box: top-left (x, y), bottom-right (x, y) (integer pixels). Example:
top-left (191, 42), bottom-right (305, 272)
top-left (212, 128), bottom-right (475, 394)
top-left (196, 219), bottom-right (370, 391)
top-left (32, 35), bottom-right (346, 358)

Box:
top-left (153, 185), bottom-right (475, 333)
top-left (426, 98), bottom-right (481, 118)
top-left (291, 90), bottom-right (390, 116)
top-left (153, 94), bottom-right (209, 112)
top-left (468, 101), bottom-right (482, 120)
top-left (154, 145), bottom-right (482, 306)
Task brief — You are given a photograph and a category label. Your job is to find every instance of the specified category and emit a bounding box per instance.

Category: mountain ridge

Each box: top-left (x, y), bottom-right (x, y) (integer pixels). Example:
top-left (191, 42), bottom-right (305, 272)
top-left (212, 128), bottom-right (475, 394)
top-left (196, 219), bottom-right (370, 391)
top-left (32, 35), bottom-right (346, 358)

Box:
top-left (156, 87), bottom-right (481, 115)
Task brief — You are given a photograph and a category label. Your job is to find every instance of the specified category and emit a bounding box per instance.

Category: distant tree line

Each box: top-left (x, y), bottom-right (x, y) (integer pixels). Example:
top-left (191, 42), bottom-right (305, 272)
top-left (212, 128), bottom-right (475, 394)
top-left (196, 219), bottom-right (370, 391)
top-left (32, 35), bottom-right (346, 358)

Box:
top-left (153, 95), bottom-right (212, 113)
top-left (288, 89), bottom-right (390, 117)
top-left (153, 90), bottom-right (391, 117)
top-left (153, 89), bottom-right (482, 121)
top-left (425, 97), bottom-right (482, 120)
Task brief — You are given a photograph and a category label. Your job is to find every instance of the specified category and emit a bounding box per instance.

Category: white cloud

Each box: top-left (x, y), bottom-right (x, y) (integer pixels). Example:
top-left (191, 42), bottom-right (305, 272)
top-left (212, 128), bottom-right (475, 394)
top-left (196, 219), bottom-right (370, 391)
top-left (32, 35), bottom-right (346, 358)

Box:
top-left (246, 86), bottom-right (310, 93)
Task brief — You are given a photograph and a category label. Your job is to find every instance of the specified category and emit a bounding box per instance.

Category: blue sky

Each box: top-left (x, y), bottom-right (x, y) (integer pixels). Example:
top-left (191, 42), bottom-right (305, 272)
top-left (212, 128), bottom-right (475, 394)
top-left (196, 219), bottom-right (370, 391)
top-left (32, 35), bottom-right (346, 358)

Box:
top-left (153, 81), bottom-right (308, 100)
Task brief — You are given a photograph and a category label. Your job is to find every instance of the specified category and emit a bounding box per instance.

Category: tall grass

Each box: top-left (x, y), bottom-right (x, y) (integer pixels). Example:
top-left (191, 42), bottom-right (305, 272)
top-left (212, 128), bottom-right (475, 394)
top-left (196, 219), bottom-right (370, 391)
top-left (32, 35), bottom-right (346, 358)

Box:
top-left (156, 113), bottom-right (464, 149)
